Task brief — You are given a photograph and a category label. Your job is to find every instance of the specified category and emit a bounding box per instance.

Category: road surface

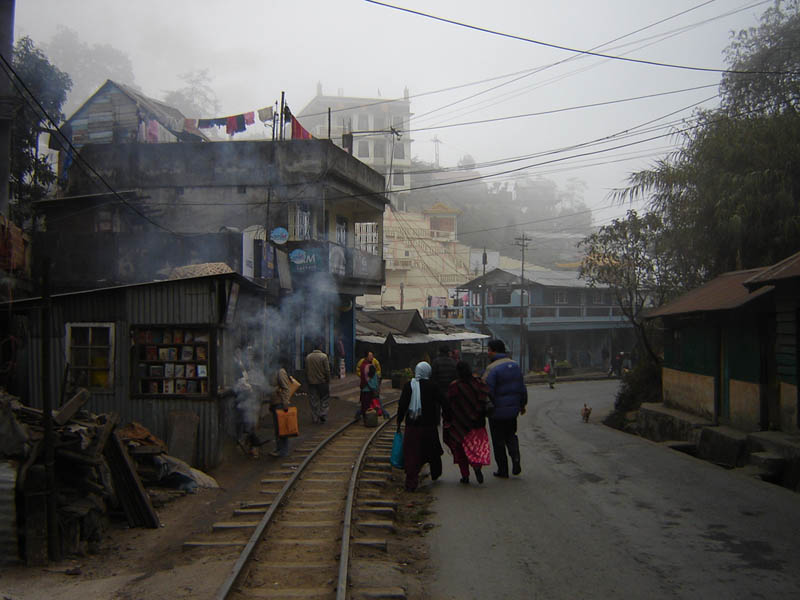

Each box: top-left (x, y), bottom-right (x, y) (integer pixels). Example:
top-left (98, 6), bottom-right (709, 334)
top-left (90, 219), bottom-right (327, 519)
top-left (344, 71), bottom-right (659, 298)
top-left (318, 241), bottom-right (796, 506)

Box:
top-left (427, 380), bottom-right (800, 599)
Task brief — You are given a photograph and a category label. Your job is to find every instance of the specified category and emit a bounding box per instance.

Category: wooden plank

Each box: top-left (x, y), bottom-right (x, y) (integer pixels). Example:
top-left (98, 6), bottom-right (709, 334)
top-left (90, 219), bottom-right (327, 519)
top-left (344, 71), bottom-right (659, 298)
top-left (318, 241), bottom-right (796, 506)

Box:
top-left (103, 430), bottom-right (160, 528)
top-left (53, 388), bottom-right (89, 426)
top-left (88, 413), bottom-right (119, 458)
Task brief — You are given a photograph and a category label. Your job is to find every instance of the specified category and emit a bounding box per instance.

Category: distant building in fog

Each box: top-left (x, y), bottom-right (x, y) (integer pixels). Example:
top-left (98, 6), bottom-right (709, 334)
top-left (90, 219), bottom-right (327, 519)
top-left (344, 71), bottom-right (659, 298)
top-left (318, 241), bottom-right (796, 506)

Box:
top-left (363, 202), bottom-right (473, 311)
top-left (297, 84), bottom-right (412, 197)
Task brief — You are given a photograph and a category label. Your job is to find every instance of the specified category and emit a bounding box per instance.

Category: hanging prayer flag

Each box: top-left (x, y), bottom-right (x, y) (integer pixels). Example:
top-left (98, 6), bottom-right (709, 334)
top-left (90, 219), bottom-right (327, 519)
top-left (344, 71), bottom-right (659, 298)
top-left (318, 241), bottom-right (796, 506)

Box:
top-left (291, 116), bottom-right (312, 140)
top-left (258, 106), bottom-right (274, 122)
top-left (244, 111), bottom-right (255, 125)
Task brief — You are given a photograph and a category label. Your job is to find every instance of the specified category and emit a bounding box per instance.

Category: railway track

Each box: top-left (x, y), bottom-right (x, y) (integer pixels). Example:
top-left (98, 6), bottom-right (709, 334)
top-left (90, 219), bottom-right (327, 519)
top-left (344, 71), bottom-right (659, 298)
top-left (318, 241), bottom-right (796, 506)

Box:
top-left (184, 402), bottom-right (410, 600)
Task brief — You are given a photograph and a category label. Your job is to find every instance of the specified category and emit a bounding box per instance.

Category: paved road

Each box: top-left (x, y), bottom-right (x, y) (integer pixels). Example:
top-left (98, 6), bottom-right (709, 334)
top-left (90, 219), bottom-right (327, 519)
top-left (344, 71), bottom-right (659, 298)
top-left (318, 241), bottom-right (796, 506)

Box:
top-left (428, 380), bottom-right (800, 599)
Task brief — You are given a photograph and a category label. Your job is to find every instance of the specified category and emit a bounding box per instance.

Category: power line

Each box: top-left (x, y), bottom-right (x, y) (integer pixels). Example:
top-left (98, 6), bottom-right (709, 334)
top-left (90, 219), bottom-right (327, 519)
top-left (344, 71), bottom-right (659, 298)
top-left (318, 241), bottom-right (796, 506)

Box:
top-left (364, 0), bottom-right (788, 76)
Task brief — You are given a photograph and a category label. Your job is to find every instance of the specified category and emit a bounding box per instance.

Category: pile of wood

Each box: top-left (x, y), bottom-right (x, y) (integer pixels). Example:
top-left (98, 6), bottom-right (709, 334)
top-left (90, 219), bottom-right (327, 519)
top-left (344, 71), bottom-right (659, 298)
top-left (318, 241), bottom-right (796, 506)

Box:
top-left (2, 389), bottom-right (159, 564)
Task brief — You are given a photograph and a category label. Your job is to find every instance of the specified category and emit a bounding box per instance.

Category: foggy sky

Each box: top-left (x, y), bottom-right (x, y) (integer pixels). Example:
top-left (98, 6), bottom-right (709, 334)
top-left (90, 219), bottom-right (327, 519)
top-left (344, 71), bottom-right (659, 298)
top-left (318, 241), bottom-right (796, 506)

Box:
top-left (15, 0), bottom-right (764, 227)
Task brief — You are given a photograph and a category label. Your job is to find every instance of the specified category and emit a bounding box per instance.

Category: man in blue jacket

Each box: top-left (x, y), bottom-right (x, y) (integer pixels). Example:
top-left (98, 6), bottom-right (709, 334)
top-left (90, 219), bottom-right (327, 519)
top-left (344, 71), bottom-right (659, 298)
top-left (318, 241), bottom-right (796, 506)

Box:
top-left (482, 339), bottom-right (528, 478)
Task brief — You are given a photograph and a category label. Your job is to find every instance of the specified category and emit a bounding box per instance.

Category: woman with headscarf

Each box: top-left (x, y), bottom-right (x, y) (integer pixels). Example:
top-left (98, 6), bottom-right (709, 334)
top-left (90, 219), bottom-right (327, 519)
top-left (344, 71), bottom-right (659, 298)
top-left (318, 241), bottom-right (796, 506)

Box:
top-left (443, 361), bottom-right (492, 484)
top-left (396, 361), bottom-right (445, 492)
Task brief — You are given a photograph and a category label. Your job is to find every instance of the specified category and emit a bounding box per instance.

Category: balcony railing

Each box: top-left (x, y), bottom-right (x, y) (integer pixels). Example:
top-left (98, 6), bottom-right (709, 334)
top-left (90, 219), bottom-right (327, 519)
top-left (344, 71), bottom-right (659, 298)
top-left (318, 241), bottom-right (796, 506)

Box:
top-left (284, 240), bottom-right (384, 284)
top-left (423, 303), bottom-right (626, 326)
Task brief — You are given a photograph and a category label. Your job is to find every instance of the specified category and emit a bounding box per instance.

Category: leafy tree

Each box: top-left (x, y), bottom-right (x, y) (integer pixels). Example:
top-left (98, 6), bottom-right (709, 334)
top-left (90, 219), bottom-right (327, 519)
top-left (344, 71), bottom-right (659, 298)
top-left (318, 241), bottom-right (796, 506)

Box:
top-left (162, 69), bottom-right (220, 117)
top-left (10, 37), bottom-right (71, 227)
top-left (44, 26), bottom-right (135, 115)
top-left (614, 0), bottom-right (800, 280)
top-left (579, 210), bottom-right (681, 364)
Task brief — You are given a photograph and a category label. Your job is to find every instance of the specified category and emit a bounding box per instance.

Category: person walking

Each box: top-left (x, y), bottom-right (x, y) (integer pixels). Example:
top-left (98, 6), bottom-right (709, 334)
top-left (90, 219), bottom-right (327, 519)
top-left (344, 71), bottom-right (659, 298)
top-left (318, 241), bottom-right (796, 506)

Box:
top-left (356, 350), bottom-right (381, 381)
top-left (396, 361), bottom-right (445, 492)
top-left (482, 339), bottom-right (527, 478)
top-left (443, 361), bottom-right (492, 484)
top-left (305, 341), bottom-right (331, 424)
top-left (545, 346), bottom-right (556, 389)
top-left (334, 334), bottom-right (346, 379)
top-left (269, 356), bottom-right (292, 458)
top-left (356, 350), bottom-right (381, 419)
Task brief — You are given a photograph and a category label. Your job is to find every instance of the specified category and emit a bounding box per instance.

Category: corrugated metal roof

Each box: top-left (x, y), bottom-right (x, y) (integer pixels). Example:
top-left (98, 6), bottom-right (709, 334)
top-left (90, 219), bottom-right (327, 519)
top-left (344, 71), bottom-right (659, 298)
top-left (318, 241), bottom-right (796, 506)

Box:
top-left (745, 249), bottom-right (800, 287)
top-left (646, 268), bottom-right (772, 318)
top-left (358, 309), bottom-right (427, 335)
top-left (460, 267), bottom-right (598, 290)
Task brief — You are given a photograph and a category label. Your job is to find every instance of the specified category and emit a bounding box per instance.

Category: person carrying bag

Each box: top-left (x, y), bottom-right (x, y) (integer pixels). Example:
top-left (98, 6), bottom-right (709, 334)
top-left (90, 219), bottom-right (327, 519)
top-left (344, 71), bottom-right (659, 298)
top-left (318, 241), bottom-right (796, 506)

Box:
top-left (269, 356), bottom-right (295, 458)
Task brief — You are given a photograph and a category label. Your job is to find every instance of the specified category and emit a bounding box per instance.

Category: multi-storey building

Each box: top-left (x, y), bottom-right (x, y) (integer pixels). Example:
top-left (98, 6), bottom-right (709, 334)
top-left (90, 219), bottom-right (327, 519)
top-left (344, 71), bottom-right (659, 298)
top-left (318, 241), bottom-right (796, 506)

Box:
top-left (297, 85), bottom-right (412, 196)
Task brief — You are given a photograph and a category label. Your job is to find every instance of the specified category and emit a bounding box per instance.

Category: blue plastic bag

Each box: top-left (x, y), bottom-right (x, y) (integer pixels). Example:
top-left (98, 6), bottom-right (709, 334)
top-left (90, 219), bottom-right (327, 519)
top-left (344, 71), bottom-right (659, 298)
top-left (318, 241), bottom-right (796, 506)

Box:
top-left (390, 431), bottom-right (404, 468)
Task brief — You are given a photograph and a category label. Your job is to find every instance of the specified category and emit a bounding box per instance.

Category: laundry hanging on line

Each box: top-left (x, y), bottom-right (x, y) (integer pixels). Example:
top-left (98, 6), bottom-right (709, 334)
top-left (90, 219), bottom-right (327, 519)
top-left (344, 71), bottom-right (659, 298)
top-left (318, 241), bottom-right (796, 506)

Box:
top-left (194, 106), bottom-right (274, 136)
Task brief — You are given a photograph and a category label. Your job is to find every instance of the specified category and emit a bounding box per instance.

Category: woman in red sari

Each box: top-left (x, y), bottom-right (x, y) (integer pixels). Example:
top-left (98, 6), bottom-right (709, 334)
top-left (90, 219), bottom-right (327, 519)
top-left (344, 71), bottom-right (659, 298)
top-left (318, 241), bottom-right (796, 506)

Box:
top-left (443, 361), bottom-right (492, 484)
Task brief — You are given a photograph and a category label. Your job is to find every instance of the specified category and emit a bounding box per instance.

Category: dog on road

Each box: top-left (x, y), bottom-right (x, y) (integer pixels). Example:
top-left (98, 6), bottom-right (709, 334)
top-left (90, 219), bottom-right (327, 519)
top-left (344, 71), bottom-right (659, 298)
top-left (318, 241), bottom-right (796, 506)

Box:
top-left (581, 404), bottom-right (592, 423)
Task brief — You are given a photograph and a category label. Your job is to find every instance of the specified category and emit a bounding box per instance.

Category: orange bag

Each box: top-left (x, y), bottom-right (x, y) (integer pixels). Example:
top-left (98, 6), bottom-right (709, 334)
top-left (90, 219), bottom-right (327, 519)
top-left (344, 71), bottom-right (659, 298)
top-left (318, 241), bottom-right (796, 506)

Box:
top-left (277, 406), bottom-right (299, 437)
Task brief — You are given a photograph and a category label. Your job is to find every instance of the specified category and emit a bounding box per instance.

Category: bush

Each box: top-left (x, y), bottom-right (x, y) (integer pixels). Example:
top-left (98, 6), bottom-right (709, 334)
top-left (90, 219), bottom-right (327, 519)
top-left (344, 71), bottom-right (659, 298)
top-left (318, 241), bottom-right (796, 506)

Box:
top-left (615, 359), bottom-right (662, 413)
top-left (604, 359), bottom-right (662, 430)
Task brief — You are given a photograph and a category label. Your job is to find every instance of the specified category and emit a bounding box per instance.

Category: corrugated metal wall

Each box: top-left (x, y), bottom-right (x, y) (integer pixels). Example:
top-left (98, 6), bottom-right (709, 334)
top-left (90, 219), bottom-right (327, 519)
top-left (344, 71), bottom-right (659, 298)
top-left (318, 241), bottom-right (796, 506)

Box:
top-left (23, 279), bottom-right (227, 470)
top-left (0, 461), bottom-right (18, 565)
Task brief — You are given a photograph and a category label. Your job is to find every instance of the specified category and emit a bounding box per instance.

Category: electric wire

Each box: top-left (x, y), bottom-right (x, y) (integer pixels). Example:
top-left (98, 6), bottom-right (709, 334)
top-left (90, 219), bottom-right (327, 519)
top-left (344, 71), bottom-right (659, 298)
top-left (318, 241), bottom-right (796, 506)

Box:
top-left (364, 0), bottom-right (790, 76)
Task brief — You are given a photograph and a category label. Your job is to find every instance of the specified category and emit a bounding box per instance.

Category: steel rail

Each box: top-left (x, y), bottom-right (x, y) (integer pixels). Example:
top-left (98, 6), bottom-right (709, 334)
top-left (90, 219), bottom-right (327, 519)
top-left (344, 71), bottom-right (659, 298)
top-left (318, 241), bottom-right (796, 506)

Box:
top-left (215, 399), bottom-right (399, 600)
top-left (336, 408), bottom-right (398, 600)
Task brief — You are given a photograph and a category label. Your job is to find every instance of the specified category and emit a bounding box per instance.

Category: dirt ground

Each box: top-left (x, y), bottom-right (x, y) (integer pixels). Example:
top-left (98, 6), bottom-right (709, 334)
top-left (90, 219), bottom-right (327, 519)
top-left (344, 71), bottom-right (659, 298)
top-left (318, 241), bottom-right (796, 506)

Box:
top-left (0, 384), bottom-right (436, 600)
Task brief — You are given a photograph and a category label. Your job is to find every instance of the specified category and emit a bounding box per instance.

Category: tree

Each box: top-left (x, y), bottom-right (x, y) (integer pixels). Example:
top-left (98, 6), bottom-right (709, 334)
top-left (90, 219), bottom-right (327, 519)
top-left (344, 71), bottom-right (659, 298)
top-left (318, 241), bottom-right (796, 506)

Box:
top-left (44, 26), bottom-right (136, 115)
top-left (614, 1), bottom-right (800, 280)
top-left (579, 210), bottom-right (682, 364)
top-left (162, 69), bottom-right (220, 117)
top-left (10, 37), bottom-right (72, 227)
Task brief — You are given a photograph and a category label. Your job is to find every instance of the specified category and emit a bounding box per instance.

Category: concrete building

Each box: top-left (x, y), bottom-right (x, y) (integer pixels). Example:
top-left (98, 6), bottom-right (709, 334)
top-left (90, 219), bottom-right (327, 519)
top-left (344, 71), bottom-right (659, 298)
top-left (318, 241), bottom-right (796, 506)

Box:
top-left (7, 83), bottom-right (390, 462)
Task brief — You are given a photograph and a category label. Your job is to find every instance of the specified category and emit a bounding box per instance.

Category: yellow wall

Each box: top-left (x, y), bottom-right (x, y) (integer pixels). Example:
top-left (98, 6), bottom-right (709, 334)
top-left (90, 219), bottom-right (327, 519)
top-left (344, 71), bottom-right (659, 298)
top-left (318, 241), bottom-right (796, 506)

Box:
top-left (779, 382), bottom-right (799, 434)
top-left (728, 379), bottom-right (761, 432)
top-left (662, 367), bottom-right (714, 419)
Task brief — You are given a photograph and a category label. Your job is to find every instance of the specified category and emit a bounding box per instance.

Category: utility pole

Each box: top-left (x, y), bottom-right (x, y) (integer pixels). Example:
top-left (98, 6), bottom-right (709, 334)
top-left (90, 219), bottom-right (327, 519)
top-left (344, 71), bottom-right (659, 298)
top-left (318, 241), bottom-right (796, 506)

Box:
top-left (514, 234), bottom-right (531, 371)
top-left (431, 135), bottom-right (441, 168)
top-left (481, 247), bottom-right (487, 363)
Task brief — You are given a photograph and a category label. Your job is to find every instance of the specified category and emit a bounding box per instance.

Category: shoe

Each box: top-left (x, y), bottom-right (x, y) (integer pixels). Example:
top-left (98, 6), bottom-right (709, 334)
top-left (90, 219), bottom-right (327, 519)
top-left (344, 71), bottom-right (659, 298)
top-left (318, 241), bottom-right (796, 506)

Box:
top-left (269, 450), bottom-right (285, 458)
top-left (473, 466), bottom-right (484, 484)
top-left (459, 476), bottom-right (470, 485)
top-left (512, 461), bottom-right (521, 475)
top-left (320, 416), bottom-right (327, 423)
top-left (493, 471), bottom-right (509, 478)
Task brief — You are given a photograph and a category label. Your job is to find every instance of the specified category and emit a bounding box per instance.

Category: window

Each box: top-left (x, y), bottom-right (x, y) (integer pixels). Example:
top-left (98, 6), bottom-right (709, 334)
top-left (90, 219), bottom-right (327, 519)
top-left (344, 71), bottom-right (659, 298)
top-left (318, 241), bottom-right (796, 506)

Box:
top-left (374, 115), bottom-right (386, 130)
top-left (374, 140), bottom-right (386, 159)
top-left (391, 115), bottom-right (404, 130)
top-left (393, 170), bottom-right (405, 186)
top-left (336, 216), bottom-right (348, 246)
top-left (357, 140), bottom-right (370, 157)
top-left (554, 291), bottom-right (568, 305)
top-left (237, 185), bottom-right (247, 194)
top-left (357, 114), bottom-right (369, 130)
top-left (294, 204), bottom-right (311, 240)
top-left (394, 142), bottom-right (405, 159)
top-left (67, 323), bottom-right (114, 390)
top-left (355, 222), bottom-right (379, 255)
top-left (593, 291), bottom-right (604, 304)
